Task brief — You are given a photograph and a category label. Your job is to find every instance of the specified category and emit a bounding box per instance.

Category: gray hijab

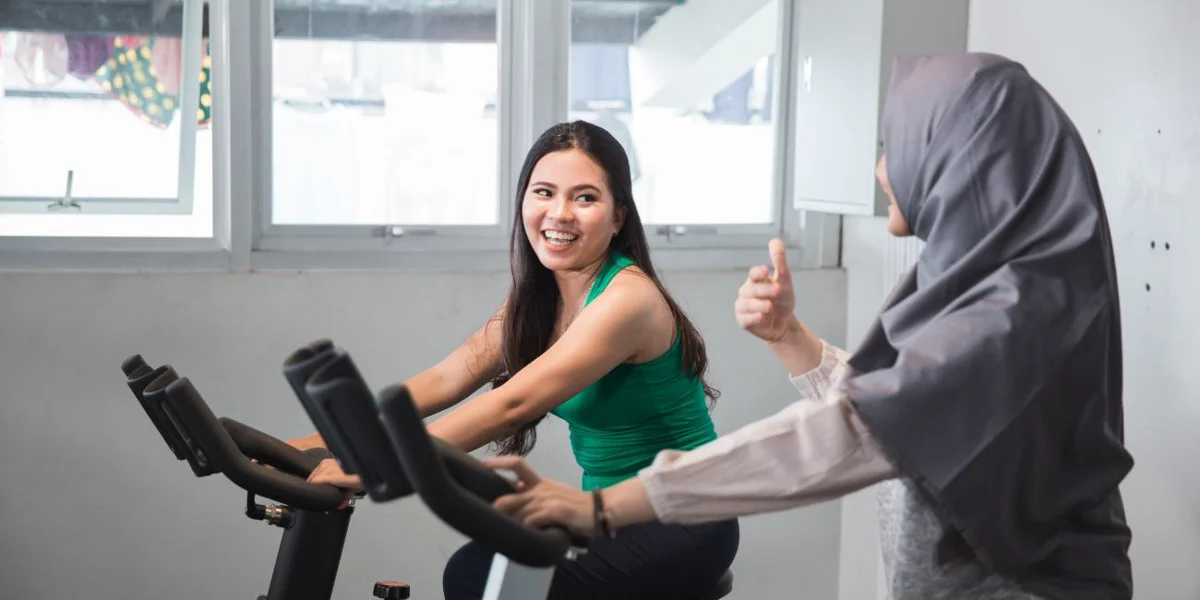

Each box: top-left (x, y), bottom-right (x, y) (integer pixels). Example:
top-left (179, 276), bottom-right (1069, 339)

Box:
top-left (842, 53), bottom-right (1134, 596)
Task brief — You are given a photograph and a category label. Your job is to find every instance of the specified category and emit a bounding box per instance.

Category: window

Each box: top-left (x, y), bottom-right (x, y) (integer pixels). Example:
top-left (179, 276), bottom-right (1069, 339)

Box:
top-left (0, 0), bottom-right (839, 270)
top-left (568, 0), bottom-right (781, 227)
top-left (0, 0), bottom-right (214, 238)
top-left (268, 0), bottom-right (501, 229)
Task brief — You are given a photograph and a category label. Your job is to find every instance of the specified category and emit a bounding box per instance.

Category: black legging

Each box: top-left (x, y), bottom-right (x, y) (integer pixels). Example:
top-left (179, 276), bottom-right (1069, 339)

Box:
top-left (442, 518), bottom-right (739, 600)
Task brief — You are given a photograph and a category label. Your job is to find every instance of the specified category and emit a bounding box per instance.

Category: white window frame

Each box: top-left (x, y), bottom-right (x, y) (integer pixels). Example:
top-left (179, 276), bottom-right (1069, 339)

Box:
top-left (249, 0), bottom-right (594, 273)
top-left (0, 0), bottom-right (230, 270)
top-left (251, 0), bottom-right (526, 262)
top-left (0, 0), bottom-right (207, 217)
top-left (564, 0), bottom-right (839, 268)
top-left (0, 0), bottom-right (841, 273)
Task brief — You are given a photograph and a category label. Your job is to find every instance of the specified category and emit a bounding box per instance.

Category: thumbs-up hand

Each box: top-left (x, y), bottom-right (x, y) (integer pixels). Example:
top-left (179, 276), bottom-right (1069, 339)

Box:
top-left (735, 238), bottom-right (799, 343)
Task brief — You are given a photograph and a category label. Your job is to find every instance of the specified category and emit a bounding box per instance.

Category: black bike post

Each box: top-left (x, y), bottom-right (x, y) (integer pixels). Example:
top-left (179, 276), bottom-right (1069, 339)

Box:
top-left (263, 506), bottom-right (355, 600)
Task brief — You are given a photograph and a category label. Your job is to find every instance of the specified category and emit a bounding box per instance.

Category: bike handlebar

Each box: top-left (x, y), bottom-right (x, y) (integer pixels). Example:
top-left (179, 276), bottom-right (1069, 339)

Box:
top-left (121, 355), bottom-right (347, 512)
top-left (375, 383), bottom-right (579, 568)
top-left (284, 340), bottom-right (587, 567)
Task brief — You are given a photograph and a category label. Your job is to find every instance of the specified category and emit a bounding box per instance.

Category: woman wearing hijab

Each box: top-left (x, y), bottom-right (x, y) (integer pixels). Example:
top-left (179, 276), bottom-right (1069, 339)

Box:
top-left (484, 52), bottom-right (1135, 599)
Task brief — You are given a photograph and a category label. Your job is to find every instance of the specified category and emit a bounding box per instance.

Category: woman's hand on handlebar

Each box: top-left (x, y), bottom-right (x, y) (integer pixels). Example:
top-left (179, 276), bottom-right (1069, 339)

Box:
top-left (484, 456), bottom-right (595, 537)
top-left (308, 458), bottom-right (363, 508)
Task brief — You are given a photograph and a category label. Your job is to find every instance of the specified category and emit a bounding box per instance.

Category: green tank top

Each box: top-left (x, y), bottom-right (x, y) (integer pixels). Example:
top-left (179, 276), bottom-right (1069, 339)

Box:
top-left (549, 251), bottom-right (719, 490)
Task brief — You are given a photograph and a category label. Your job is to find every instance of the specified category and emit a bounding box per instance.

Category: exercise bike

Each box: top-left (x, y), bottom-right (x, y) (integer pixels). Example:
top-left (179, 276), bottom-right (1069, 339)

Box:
top-left (121, 354), bottom-right (404, 599)
top-left (119, 340), bottom-right (733, 599)
top-left (281, 338), bottom-right (733, 600)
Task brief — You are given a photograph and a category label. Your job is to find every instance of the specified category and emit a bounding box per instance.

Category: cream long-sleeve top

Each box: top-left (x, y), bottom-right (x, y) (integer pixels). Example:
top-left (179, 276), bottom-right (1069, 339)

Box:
top-left (639, 342), bottom-right (1052, 599)
top-left (637, 340), bottom-right (898, 523)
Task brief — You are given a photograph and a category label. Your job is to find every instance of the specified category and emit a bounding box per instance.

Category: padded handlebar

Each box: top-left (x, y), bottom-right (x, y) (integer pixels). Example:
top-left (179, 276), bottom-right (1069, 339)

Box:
top-left (121, 354), bottom-right (347, 512)
top-left (122, 355), bottom-right (187, 462)
top-left (163, 377), bottom-right (347, 512)
top-left (284, 342), bottom-right (414, 502)
top-left (131, 362), bottom-right (219, 478)
top-left (376, 383), bottom-right (579, 568)
top-left (220, 417), bottom-right (323, 480)
top-left (284, 340), bottom-right (587, 567)
top-left (281, 339), bottom-right (353, 468)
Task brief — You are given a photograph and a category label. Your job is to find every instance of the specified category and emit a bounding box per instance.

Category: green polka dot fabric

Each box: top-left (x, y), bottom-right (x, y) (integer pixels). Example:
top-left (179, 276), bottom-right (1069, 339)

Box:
top-left (92, 37), bottom-right (212, 129)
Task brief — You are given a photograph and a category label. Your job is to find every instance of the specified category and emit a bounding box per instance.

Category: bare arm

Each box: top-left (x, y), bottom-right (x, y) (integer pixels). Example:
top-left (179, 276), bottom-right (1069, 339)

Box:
top-left (768, 317), bottom-right (826, 376)
top-left (427, 273), bottom-right (666, 453)
top-left (405, 304), bottom-right (506, 418)
top-left (286, 304), bottom-right (505, 451)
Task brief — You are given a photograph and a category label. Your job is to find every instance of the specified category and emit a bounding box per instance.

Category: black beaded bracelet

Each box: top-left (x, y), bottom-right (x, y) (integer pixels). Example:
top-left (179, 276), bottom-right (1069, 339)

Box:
top-left (592, 487), bottom-right (614, 538)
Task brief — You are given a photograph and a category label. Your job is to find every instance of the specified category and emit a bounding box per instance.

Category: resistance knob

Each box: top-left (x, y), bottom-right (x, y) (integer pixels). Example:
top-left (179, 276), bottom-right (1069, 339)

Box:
top-left (373, 580), bottom-right (411, 599)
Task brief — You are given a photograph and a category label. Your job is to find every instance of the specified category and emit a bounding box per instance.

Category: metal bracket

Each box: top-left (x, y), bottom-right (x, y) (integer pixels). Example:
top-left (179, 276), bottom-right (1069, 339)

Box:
top-left (374, 226), bottom-right (438, 244)
top-left (653, 225), bottom-right (718, 242)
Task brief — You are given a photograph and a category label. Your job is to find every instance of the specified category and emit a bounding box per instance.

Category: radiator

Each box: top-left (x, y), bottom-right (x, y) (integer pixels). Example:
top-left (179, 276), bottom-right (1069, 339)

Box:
top-left (883, 234), bottom-right (925, 291)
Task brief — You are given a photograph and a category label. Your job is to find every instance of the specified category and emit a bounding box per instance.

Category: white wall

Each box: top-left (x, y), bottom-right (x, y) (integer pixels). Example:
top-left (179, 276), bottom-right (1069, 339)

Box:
top-left (0, 266), bottom-right (847, 600)
top-left (837, 1), bottom-right (1200, 598)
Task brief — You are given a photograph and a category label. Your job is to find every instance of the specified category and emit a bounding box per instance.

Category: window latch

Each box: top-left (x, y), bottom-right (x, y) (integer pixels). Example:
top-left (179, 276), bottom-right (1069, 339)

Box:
top-left (654, 225), bottom-right (718, 241)
top-left (374, 226), bottom-right (437, 243)
top-left (656, 225), bottom-right (683, 239)
top-left (47, 170), bottom-right (82, 213)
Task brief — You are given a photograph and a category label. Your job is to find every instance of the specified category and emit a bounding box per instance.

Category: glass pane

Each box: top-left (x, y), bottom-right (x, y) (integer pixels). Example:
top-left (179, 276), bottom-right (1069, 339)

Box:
top-left (569, 1), bottom-right (779, 225)
top-left (0, 1), bottom-right (213, 238)
top-left (0, 130), bottom-right (212, 238)
top-left (0, 26), bottom-right (201, 200)
top-left (271, 0), bottom-right (500, 226)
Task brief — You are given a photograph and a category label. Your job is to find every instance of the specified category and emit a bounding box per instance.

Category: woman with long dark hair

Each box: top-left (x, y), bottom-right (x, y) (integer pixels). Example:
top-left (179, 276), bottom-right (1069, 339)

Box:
top-left (292, 120), bottom-right (739, 599)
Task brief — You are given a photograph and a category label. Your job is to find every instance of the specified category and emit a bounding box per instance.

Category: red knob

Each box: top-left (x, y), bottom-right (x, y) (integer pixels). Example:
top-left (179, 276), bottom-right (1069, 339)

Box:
top-left (373, 580), bottom-right (410, 600)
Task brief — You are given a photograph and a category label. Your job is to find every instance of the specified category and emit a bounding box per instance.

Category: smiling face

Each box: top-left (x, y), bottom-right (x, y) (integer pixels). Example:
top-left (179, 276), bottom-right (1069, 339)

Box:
top-left (521, 148), bottom-right (626, 273)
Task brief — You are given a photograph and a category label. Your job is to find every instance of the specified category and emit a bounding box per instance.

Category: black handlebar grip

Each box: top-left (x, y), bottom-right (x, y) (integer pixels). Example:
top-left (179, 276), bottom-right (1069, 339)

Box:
top-left (140, 366), bottom-right (219, 477)
top-left (302, 369), bottom-right (415, 502)
top-left (433, 438), bottom-right (518, 501)
top-left (122, 356), bottom-right (187, 462)
top-left (430, 439), bottom-right (593, 550)
top-left (288, 345), bottom-right (370, 479)
top-left (376, 384), bottom-right (574, 568)
top-left (281, 339), bottom-right (348, 457)
top-left (163, 376), bottom-right (347, 512)
top-left (220, 417), bottom-right (323, 479)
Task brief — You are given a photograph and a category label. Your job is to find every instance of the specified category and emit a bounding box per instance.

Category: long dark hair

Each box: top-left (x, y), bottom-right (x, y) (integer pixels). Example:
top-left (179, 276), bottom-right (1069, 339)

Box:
top-left (489, 120), bottom-right (719, 456)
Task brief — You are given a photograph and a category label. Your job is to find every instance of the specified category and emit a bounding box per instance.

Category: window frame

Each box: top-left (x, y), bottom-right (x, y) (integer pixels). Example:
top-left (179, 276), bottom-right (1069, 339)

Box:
top-left (0, 0), bottom-right (208, 218)
top-left (0, 0), bottom-right (841, 273)
top-left (0, 0), bottom-right (229, 268)
top-left (251, 0), bottom-right (519, 256)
